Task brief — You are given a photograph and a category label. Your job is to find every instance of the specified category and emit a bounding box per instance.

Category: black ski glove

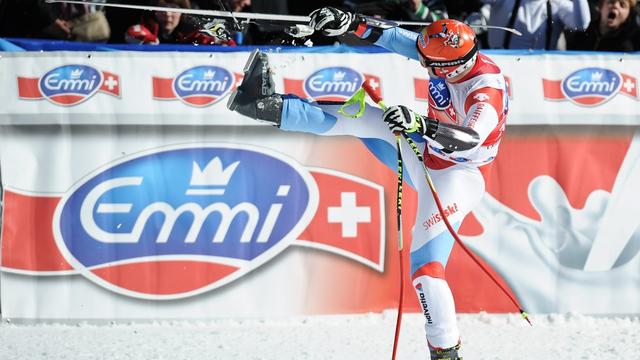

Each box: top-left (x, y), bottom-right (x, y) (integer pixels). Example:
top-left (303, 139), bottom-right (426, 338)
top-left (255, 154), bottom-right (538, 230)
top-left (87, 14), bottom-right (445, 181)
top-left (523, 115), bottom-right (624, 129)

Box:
top-left (309, 7), bottom-right (363, 36)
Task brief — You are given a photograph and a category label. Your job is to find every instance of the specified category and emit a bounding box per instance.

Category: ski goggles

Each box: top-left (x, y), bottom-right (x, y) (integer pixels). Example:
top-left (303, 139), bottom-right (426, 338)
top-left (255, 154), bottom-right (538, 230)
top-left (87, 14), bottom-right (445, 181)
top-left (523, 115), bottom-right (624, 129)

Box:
top-left (417, 44), bottom-right (478, 79)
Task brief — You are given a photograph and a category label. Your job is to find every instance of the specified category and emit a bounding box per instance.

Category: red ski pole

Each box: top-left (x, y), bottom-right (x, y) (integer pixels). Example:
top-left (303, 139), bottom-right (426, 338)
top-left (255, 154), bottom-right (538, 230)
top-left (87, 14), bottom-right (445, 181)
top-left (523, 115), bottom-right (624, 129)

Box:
top-left (361, 81), bottom-right (406, 360)
top-left (361, 82), bottom-right (532, 327)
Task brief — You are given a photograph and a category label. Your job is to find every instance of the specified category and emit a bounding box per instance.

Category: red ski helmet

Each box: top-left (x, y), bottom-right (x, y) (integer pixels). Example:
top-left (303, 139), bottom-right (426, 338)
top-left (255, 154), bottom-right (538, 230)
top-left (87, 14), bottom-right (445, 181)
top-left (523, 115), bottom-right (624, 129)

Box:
top-left (416, 19), bottom-right (478, 79)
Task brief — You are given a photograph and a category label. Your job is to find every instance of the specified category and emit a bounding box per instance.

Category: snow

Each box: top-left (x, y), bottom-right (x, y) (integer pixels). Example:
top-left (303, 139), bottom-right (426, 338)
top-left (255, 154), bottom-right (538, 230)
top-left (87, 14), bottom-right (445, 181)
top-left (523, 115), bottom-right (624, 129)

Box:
top-left (1, 312), bottom-right (639, 360)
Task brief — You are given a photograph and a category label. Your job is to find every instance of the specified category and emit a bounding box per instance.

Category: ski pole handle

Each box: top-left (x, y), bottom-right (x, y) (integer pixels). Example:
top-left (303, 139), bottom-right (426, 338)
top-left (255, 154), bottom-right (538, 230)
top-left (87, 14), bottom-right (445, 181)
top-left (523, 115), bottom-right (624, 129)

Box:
top-left (362, 80), bottom-right (407, 138)
top-left (362, 81), bottom-right (386, 110)
top-left (337, 80), bottom-right (383, 119)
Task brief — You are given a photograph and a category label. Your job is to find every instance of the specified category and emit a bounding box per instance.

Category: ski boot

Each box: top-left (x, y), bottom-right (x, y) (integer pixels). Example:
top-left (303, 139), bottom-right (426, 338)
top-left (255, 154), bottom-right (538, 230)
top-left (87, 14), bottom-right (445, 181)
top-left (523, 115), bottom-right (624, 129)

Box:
top-left (227, 49), bottom-right (283, 126)
top-left (430, 342), bottom-right (462, 360)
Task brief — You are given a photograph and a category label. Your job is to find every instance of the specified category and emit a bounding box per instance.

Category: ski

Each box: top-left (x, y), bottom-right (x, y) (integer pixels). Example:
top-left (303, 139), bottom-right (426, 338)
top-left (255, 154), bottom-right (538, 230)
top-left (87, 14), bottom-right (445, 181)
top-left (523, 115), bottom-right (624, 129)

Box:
top-left (45, 0), bottom-right (309, 22)
top-left (44, 0), bottom-right (522, 36)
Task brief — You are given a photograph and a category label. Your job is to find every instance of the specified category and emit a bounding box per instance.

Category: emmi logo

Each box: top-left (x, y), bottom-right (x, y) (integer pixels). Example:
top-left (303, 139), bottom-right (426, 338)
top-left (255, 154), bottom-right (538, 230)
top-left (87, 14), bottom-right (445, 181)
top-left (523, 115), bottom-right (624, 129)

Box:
top-left (17, 64), bottom-right (120, 106)
top-left (564, 70), bottom-right (617, 95)
top-left (284, 67), bottom-right (382, 102)
top-left (77, 157), bottom-right (283, 245)
top-left (153, 65), bottom-right (239, 107)
top-left (543, 67), bottom-right (638, 106)
top-left (53, 144), bottom-right (317, 299)
top-left (306, 68), bottom-right (362, 99)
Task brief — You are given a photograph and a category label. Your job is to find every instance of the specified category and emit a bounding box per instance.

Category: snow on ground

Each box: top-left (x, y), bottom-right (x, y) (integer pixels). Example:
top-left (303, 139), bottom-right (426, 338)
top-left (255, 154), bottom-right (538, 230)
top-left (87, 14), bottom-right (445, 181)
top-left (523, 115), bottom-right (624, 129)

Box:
top-left (1, 312), bottom-right (639, 360)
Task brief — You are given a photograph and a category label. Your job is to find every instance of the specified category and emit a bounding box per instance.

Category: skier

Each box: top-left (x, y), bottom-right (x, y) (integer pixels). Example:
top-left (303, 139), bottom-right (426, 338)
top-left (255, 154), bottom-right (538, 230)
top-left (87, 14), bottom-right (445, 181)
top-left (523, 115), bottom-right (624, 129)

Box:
top-left (227, 9), bottom-right (508, 360)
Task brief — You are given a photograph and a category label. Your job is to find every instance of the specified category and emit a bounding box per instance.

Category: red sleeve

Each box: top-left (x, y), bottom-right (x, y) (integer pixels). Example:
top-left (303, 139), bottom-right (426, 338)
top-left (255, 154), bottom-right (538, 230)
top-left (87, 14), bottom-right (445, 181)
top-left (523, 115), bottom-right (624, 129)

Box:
top-left (125, 24), bottom-right (159, 45)
top-left (177, 31), bottom-right (237, 46)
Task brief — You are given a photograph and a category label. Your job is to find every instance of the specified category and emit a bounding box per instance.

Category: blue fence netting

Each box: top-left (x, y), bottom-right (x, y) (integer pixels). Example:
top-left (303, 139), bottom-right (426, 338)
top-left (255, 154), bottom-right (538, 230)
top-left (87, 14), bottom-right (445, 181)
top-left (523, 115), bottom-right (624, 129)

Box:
top-left (0, 37), bottom-right (389, 53)
top-left (2, 37), bottom-right (639, 57)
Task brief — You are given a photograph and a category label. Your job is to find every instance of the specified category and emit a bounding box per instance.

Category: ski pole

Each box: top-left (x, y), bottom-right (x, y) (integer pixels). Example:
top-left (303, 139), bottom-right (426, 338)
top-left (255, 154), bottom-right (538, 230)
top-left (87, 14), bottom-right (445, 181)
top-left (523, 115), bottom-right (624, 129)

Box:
top-left (410, 138), bottom-right (533, 325)
top-left (356, 81), bottom-right (405, 360)
top-left (360, 83), bottom-right (533, 327)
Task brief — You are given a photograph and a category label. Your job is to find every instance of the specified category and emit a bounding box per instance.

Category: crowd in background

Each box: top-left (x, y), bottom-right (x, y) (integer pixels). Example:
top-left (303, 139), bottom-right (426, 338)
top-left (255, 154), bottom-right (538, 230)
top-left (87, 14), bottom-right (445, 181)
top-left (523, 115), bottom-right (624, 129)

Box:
top-left (0, 0), bottom-right (638, 51)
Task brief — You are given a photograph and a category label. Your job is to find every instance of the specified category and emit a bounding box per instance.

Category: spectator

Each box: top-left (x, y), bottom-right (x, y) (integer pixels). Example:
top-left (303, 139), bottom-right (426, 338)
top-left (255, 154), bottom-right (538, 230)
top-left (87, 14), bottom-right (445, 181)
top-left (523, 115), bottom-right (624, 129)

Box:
top-left (566, 0), bottom-right (640, 51)
top-left (125, 0), bottom-right (235, 45)
top-left (191, 0), bottom-right (294, 45)
top-left (190, 0), bottom-right (278, 45)
top-left (104, 0), bottom-right (148, 43)
top-left (252, 0), bottom-right (289, 14)
top-left (194, 0), bottom-right (285, 14)
top-left (443, 0), bottom-right (484, 20)
top-left (190, 0), bottom-right (252, 11)
top-left (413, 0), bottom-right (449, 20)
top-left (193, 0), bottom-right (252, 11)
top-left (353, 0), bottom-right (448, 23)
top-left (462, 3), bottom-right (492, 48)
top-left (225, 0), bottom-right (287, 45)
top-left (480, 0), bottom-right (591, 49)
top-left (0, 0), bottom-right (49, 38)
top-left (289, 0), bottom-right (344, 16)
top-left (40, 0), bottom-right (111, 42)
top-left (228, 0), bottom-right (252, 12)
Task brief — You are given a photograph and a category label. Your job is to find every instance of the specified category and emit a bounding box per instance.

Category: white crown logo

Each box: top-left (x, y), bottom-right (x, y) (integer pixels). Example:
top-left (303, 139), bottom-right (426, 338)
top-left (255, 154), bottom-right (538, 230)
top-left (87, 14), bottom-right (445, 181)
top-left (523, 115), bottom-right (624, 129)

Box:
top-left (436, 82), bottom-right (446, 91)
top-left (186, 157), bottom-right (239, 196)
top-left (333, 71), bottom-right (346, 81)
top-left (70, 69), bottom-right (84, 79)
top-left (591, 71), bottom-right (603, 82)
top-left (203, 70), bottom-right (216, 80)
